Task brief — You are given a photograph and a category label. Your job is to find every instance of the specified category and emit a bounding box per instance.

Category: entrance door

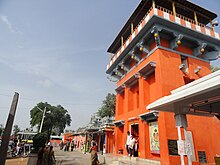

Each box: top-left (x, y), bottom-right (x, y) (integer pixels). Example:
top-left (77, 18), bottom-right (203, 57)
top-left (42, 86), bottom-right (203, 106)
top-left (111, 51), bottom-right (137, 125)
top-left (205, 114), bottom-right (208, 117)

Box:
top-left (130, 123), bottom-right (139, 157)
top-left (131, 123), bottom-right (139, 137)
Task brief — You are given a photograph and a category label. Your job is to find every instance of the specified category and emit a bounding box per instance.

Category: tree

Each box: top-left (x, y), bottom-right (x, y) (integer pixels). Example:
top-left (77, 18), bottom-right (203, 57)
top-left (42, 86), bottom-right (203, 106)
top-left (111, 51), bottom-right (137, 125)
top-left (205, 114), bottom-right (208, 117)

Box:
top-left (13, 125), bottom-right (20, 136)
top-left (98, 93), bottom-right (116, 118)
top-left (30, 102), bottom-right (71, 136)
top-left (32, 132), bottom-right (47, 153)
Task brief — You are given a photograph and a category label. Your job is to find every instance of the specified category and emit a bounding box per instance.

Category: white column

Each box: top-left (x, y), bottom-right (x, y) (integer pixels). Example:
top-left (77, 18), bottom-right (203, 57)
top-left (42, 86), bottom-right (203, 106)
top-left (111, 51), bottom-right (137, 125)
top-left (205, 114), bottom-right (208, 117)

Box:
top-left (177, 126), bottom-right (185, 165)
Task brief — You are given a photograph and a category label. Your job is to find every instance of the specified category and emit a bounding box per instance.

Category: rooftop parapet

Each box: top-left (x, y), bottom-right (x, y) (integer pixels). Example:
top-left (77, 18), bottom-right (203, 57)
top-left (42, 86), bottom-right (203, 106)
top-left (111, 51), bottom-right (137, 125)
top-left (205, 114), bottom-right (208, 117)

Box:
top-left (106, 1), bottom-right (220, 75)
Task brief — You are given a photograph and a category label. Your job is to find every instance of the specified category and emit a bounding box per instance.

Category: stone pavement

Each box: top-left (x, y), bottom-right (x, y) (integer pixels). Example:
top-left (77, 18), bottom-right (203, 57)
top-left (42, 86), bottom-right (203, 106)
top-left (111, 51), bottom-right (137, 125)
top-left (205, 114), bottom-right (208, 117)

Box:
top-left (54, 147), bottom-right (160, 165)
top-left (54, 147), bottom-right (92, 165)
top-left (4, 147), bottom-right (160, 165)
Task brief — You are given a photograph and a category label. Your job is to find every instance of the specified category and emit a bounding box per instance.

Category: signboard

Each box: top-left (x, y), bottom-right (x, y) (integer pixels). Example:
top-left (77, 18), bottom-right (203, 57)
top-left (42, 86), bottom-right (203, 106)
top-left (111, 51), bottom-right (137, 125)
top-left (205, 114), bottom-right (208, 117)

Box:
top-left (177, 140), bottom-right (192, 156)
top-left (185, 141), bottom-right (192, 155)
top-left (187, 131), bottom-right (196, 161)
top-left (149, 121), bottom-right (160, 154)
top-left (177, 140), bottom-right (185, 155)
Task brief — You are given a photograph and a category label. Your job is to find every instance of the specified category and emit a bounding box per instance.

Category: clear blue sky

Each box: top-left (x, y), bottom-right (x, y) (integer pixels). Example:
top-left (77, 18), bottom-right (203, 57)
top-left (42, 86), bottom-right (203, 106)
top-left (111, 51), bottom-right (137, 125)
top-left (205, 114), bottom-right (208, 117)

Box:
top-left (0, 0), bottom-right (219, 131)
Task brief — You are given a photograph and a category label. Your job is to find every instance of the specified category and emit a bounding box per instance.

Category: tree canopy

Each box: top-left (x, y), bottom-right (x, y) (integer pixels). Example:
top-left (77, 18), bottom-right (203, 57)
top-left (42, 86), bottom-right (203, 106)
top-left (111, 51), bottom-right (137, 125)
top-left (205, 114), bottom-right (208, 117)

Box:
top-left (98, 93), bottom-right (116, 118)
top-left (30, 102), bottom-right (71, 135)
top-left (13, 125), bottom-right (20, 136)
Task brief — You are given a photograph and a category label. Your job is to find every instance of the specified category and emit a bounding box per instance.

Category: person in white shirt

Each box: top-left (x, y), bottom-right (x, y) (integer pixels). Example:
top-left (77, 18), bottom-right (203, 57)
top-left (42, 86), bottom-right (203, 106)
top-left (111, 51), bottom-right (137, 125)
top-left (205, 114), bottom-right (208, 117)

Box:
top-left (129, 134), bottom-right (136, 157)
top-left (125, 131), bottom-right (130, 155)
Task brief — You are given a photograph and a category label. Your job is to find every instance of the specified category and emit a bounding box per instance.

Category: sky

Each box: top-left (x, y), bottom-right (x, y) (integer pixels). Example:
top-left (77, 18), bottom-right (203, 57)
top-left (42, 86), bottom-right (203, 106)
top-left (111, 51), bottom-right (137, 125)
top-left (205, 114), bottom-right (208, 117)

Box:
top-left (0, 0), bottom-right (219, 131)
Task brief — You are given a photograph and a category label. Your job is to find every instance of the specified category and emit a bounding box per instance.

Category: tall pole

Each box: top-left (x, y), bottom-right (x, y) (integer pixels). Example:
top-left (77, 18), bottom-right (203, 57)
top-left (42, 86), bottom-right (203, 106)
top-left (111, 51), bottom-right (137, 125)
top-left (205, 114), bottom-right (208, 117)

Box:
top-left (0, 92), bottom-right (19, 165)
top-left (39, 107), bottom-right (46, 133)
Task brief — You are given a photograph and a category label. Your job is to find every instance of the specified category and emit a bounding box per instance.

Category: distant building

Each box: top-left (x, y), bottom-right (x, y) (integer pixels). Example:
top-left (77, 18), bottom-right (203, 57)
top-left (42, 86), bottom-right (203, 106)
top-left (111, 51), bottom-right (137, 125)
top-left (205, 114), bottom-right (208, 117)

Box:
top-left (72, 113), bottom-right (115, 153)
top-left (106, 0), bottom-right (220, 164)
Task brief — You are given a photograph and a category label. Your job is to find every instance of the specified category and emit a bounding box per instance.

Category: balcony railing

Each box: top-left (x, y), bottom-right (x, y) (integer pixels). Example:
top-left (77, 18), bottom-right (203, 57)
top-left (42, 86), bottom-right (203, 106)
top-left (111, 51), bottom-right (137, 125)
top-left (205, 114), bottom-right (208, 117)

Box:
top-left (156, 5), bottom-right (212, 30)
top-left (107, 4), bottom-right (218, 71)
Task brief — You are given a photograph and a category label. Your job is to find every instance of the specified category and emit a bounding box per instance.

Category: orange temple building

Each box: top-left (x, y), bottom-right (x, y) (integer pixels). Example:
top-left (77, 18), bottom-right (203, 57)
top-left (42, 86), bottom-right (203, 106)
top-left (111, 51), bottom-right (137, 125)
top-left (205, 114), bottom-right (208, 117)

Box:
top-left (106, 0), bottom-right (220, 164)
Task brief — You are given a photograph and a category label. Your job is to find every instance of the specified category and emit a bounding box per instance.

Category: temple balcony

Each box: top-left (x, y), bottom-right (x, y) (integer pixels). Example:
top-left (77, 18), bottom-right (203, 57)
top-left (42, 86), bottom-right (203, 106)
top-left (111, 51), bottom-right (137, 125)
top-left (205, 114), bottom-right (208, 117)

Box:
top-left (106, 1), bottom-right (220, 82)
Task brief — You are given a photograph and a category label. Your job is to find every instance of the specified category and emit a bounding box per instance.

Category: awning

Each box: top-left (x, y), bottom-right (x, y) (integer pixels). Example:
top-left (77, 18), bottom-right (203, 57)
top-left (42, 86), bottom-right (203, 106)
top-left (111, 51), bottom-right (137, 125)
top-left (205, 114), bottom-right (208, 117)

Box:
top-left (139, 111), bottom-right (159, 123)
top-left (147, 70), bottom-right (220, 117)
top-left (113, 120), bottom-right (125, 127)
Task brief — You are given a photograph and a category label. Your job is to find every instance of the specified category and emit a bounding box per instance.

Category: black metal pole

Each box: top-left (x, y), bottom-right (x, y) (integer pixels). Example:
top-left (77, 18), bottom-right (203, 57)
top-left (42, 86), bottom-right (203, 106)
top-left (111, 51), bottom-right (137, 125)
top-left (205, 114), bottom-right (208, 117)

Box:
top-left (0, 92), bottom-right (19, 165)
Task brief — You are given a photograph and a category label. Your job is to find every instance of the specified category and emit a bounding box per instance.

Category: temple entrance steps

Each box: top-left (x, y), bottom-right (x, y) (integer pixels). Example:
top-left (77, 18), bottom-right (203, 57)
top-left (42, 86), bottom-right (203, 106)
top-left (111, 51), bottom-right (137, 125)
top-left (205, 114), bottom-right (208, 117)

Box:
top-left (99, 154), bottom-right (160, 165)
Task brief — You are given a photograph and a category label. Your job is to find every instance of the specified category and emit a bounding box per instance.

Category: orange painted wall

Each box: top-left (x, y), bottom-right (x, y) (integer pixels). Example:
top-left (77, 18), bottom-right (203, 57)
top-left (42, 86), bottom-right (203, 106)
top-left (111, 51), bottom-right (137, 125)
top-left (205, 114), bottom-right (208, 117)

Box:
top-left (106, 131), bottom-right (114, 153)
top-left (114, 46), bottom-right (220, 164)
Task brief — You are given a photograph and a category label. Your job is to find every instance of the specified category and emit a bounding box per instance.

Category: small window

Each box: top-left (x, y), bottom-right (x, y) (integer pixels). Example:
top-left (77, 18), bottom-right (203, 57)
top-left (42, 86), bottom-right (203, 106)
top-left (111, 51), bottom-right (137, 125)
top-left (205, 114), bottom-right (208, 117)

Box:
top-left (168, 140), bottom-right (178, 156)
top-left (180, 56), bottom-right (188, 73)
top-left (198, 151), bottom-right (207, 164)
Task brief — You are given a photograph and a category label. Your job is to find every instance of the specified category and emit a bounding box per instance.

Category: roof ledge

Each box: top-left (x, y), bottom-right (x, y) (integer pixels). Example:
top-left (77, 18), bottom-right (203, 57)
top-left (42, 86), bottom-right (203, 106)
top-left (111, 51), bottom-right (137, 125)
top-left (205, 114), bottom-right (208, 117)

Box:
top-left (138, 61), bottom-right (156, 79)
top-left (113, 120), bottom-right (125, 127)
top-left (139, 110), bottom-right (159, 123)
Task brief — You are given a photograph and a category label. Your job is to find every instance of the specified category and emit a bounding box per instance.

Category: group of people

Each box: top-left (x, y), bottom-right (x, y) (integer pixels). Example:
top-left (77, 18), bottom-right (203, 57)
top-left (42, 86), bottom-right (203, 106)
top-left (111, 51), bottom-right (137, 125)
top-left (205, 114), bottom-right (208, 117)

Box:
top-left (59, 139), bottom-right (77, 152)
top-left (37, 144), bottom-right (56, 165)
top-left (125, 131), bottom-right (139, 157)
top-left (8, 140), bottom-right (31, 157)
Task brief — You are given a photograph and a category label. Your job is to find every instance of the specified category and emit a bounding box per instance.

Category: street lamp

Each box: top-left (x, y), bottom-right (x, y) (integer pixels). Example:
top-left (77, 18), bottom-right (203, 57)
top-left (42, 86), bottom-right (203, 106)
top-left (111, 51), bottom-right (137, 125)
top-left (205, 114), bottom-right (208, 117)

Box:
top-left (37, 107), bottom-right (51, 133)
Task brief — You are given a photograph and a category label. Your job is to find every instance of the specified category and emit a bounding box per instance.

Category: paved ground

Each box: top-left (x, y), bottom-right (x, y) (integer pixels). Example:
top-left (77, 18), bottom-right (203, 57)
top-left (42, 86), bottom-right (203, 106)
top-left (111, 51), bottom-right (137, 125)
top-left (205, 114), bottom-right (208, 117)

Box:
top-left (5, 157), bottom-right (28, 165)
top-left (4, 147), bottom-right (104, 165)
top-left (4, 147), bottom-right (159, 165)
top-left (54, 147), bottom-right (94, 165)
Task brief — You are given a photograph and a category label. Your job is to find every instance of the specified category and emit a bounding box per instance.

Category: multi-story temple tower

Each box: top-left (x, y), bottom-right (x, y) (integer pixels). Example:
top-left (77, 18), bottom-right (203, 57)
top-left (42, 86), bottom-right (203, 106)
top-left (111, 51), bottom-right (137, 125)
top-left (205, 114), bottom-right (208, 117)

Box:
top-left (106, 0), bottom-right (220, 164)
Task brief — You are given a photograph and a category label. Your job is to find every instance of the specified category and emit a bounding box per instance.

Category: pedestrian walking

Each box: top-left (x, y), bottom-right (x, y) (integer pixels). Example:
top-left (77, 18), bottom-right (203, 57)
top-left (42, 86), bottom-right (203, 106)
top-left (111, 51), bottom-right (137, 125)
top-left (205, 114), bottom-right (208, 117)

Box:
top-left (71, 139), bottom-right (74, 151)
top-left (42, 145), bottom-right (49, 165)
top-left (36, 144), bottom-right (45, 165)
top-left (125, 131), bottom-right (130, 156)
top-left (129, 134), bottom-right (135, 157)
top-left (48, 146), bottom-right (56, 165)
top-left (59, 140), bottom-right (64, 150)
top-left (66, 140), bottom-right (70, 151)
top-left (134, 137), bottom-right (139, 157)
top-left (90, 142), bottom-right (99, 165)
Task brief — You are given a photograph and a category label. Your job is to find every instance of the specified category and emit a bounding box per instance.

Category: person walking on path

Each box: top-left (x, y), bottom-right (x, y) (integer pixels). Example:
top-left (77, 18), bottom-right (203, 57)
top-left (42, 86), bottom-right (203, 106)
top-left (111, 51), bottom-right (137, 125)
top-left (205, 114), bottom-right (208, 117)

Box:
top-left (90, 142), bottom-right (99, 165)
top-left (125, 131), bottom-right (131, 156)
top-left (71, 139), bottom-right (74, 151)
top-left (36, 144), bottom-right (45, 165)
top-left (48, 146), bottom-right (56, 165)
top-left (66, 140), bottom-right (70, 152)
top-left (42, 145), bottom-right (49, 165)
top-left (129, 134), bottom-right (136, 157)
top-left (59, 140), bottom-right (64, 150)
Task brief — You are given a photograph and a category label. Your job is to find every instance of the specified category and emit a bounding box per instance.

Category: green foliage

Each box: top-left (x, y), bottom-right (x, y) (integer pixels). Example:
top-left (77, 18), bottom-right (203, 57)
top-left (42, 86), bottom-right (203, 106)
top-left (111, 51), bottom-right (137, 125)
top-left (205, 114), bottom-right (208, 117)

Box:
top-left (211, 65), bottom-right (220, 72)
top-left (98, 93), bottom-right (116, 118)
top-left (13, 125), bottom-right (20, 136)
top-left (32, 132), bottom-right (47, 153)
top-left (30, 102), bottom-right (72, 135)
